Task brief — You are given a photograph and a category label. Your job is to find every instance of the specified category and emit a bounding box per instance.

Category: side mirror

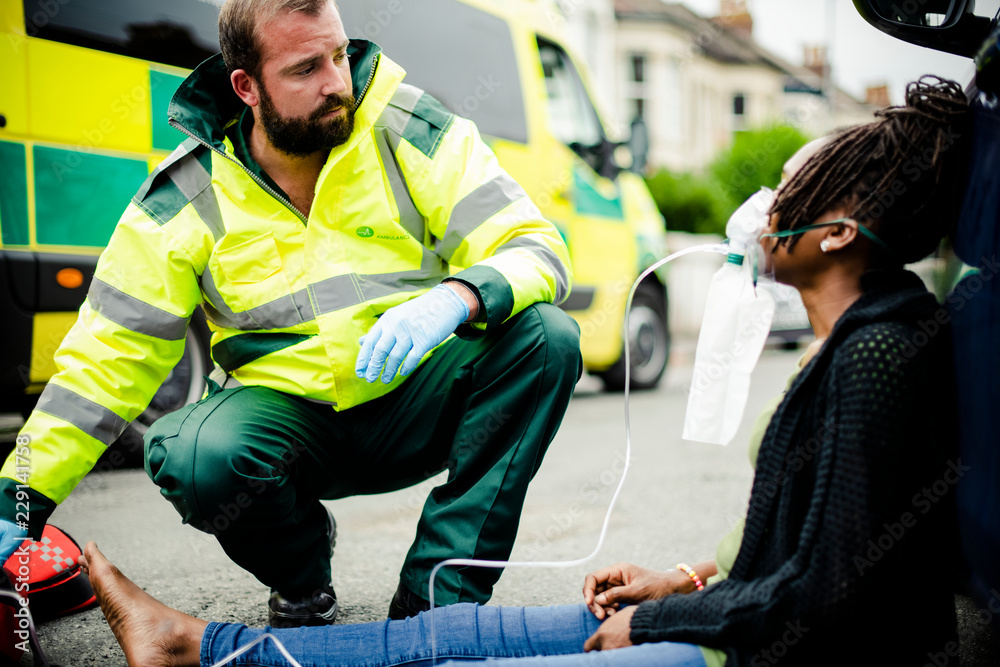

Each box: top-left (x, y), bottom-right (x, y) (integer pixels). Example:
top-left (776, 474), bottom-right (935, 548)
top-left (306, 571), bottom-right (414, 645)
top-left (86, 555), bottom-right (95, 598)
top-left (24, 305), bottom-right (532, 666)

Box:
top-left (852, 0), bottom-right (992, 58)
top-left (628, 117), bottom-right (649, 175)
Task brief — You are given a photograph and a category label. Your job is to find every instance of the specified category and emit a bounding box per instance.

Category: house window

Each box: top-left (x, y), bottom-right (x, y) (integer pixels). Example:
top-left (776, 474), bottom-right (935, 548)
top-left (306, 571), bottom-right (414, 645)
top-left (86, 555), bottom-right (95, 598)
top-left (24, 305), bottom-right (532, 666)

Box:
top-left (631, 98), bottom-right (645, 120)
top-left (627, 53), bottom-right (650, 123)
top-left (733, 92), bottom-right (747, 130)
top-left (631, 54), bottom-right (646, 83)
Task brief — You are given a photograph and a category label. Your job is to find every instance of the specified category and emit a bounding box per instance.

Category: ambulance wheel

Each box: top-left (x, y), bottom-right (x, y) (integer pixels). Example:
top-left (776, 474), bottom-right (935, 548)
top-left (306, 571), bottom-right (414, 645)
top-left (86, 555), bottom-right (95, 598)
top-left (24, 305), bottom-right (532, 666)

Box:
top-left (100, 312), bottom-right (212, 469)
top-left (598, 280), bottom-right (670, 391)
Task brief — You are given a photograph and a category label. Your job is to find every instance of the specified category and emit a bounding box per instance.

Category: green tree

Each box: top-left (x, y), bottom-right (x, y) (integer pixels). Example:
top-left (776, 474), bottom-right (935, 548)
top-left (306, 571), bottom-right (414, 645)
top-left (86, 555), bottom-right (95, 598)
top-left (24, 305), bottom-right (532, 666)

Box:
top-left (709, 124), bottom-right (810, 213)
top-left (645, 125), bottom-right (811, 237)
top-left (644, 169), bottom-right (727, 235)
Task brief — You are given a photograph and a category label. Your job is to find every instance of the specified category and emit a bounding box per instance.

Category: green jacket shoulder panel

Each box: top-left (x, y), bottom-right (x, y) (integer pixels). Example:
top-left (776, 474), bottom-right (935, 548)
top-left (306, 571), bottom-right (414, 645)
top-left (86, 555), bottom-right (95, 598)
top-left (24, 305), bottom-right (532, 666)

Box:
top-left (132, 140), bottom-right (214, 228)
top-left (405, 92), bottom-right (456, 159)
top-left (380, 84), bottom-right (456, 160)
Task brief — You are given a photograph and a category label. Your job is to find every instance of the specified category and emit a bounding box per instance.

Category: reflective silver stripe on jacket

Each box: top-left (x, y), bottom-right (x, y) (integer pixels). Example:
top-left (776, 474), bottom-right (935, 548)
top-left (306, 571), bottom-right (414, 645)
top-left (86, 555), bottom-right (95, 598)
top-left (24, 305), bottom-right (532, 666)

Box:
top-left (437, 173), bottom-right (529, 261)
top-left (199, 271), bottom-right (314, 331)
top-left (35, 384), bottom-right (129, 445)
top-left (376, 84), bottom-right (421, 152)
top-left (88, 278), bottom-right (190, 341)
top-left (389, 83), bottom-right (423, 114)
top-left (375, 128), bottom-right (426, 245)
top-left (166, 156), bottom-right (226, 242)
top-left (158, 137), bottom-right (201, 174)
top-left (372, 126), bottom-right (451, 282)
top-left (308, 268), bottom-right (447, 316)
top-left (496, 236), bottom-right (571, 304)
top-left (201, 267), bottom-right (448, 331)
top-left (195, 85), bottom-right (455, 332)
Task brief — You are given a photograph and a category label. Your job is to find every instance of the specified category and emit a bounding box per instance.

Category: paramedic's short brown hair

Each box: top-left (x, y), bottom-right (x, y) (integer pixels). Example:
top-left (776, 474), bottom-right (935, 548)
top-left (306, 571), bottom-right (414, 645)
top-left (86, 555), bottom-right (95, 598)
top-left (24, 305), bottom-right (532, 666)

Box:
top-left (218, 0), bottom-right (336, 79)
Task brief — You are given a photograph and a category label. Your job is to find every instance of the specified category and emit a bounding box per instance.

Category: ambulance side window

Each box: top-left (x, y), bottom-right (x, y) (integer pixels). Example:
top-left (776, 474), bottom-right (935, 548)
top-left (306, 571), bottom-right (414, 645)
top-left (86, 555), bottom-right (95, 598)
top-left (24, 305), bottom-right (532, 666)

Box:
top-left (22, 0), bottom-right (222, 69)
top-left (336, 0), bottom-right (529, 144)
top-left (537, 37), bottom-right (604, 158)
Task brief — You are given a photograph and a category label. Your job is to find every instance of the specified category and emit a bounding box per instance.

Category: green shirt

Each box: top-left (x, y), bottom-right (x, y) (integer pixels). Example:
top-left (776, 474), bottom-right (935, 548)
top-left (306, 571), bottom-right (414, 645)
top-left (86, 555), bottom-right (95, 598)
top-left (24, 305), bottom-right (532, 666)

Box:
top-left (700, 360), bottom-right (805, 667)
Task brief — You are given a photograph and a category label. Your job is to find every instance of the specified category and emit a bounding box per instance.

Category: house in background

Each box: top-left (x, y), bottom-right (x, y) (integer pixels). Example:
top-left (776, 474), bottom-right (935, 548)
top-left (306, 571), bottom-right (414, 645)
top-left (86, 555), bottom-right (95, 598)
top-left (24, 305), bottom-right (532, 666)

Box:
top-left (558, 0), bottom-right (880, 173)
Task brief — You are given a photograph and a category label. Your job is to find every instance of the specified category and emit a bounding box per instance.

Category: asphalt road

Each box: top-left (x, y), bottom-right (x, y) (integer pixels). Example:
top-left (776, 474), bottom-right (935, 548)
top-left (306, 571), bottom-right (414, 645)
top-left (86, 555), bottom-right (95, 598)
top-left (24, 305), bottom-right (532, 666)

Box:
top-left (15, 348), bottom-right (802, 665)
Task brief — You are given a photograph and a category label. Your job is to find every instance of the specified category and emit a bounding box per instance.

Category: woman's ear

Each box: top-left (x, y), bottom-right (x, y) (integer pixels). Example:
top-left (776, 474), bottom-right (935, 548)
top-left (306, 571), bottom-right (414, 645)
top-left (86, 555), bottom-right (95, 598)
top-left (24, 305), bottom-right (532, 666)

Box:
top-left (231, 69), bottom-right (259, 107)
top-left (821, 219), bottom-right (859, 253)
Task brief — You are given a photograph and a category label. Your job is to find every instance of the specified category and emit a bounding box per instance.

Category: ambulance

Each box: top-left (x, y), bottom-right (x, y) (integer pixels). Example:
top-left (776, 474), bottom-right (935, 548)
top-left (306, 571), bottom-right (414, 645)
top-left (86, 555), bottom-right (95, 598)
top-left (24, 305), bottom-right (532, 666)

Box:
top-left (0, 0), bottom-right (671, 448)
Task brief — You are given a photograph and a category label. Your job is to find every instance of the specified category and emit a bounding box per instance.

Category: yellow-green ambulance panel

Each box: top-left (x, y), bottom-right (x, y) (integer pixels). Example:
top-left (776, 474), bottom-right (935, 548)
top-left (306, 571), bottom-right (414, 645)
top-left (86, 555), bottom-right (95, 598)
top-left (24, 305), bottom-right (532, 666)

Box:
top-left (0, 33), bottom-right (29, 139)
top-left (27, 39), bottom-right (151, 153)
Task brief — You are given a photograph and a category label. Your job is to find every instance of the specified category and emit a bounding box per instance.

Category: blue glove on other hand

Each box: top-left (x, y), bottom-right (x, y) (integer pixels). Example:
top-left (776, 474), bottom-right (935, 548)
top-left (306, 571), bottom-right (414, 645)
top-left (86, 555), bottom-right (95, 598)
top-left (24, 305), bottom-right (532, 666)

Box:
top-left (356, 284), bottom-right (471, 384)
top-left (0, 518), bottom-right (30, 564)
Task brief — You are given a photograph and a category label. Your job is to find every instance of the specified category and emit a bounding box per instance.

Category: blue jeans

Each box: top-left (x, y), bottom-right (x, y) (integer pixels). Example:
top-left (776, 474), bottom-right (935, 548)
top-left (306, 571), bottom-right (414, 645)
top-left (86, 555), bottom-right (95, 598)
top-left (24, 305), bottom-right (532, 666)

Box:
top-left (200, 603), bottom-right (706, 666)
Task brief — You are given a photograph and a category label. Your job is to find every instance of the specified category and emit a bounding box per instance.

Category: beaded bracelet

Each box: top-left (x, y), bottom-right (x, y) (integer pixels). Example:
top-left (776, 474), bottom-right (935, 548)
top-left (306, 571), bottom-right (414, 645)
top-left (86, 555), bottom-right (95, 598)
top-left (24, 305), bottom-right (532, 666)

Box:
top-left (676, 563), bottom-right (704, 591)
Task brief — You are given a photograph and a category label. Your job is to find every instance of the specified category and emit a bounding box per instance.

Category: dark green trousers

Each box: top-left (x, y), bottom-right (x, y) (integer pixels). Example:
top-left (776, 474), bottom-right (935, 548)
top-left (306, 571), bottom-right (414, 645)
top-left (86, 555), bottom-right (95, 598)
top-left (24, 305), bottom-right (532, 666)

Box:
top-left (145, 303), bottom-right (581, 605)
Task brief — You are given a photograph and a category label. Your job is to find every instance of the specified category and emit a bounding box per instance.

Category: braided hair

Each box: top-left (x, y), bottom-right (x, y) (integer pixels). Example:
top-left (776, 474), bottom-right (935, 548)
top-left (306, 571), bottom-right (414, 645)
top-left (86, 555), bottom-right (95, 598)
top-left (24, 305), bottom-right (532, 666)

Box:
top-left (770, 76), bottom-right (971, 265)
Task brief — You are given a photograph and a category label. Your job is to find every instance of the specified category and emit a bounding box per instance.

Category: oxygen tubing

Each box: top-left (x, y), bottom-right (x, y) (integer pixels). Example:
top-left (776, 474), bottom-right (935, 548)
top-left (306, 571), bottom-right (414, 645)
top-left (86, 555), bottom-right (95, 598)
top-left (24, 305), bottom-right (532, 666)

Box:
top-left (424, 242), bottom-right (729, 664)
top-left (202, 242), bottom-right (731, 667)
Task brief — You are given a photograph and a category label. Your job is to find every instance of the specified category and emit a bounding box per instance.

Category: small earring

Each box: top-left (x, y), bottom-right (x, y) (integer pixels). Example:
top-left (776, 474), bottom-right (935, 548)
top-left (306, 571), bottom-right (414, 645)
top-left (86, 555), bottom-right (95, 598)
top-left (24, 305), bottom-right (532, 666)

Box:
top-left (820, 240), bottom-right (831, 253)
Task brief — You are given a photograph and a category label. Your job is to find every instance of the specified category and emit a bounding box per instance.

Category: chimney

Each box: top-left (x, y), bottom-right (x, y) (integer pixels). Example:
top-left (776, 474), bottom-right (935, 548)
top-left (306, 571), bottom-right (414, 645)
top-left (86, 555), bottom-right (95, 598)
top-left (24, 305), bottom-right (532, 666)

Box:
top-left (715, 0), bottom-right (753, 39)
top-left (803, 45), bottom-right (828, 78)
top-left (865, 84), bottom-right (891, 108)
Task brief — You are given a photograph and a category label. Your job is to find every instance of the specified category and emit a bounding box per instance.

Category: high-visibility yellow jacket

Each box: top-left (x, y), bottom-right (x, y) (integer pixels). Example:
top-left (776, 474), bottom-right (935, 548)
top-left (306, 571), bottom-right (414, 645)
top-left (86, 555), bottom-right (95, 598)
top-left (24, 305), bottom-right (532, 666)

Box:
top-left (2, 41), bottom-right (571, 534)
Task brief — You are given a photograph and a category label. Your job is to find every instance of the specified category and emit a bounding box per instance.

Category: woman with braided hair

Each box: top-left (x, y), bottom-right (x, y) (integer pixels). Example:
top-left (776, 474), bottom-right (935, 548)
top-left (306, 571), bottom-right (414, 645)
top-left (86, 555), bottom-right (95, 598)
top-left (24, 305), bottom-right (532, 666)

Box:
top-left (75, 76), bottom-right (970, 667)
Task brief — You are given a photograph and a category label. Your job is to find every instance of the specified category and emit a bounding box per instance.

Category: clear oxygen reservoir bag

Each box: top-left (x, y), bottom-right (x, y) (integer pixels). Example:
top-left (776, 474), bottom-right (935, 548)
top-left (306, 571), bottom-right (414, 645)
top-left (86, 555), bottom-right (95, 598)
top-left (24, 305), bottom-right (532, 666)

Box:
top-left (682, 188), bottom-right (776, 446)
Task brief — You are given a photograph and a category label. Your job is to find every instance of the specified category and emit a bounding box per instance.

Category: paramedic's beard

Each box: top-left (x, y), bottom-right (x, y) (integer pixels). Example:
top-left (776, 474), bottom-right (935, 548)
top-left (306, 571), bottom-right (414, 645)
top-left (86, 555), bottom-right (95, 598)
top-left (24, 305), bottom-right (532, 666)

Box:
top-left (258, 85), bottom-right (356, 157)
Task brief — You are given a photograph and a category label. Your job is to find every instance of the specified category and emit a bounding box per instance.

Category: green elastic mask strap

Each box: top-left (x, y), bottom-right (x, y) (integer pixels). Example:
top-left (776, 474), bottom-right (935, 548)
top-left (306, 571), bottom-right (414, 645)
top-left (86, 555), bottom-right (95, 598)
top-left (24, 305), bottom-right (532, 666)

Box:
top-left (762, 218), bottom-right (893, 254)
top-left (721, 249), bottom-right (759, 287)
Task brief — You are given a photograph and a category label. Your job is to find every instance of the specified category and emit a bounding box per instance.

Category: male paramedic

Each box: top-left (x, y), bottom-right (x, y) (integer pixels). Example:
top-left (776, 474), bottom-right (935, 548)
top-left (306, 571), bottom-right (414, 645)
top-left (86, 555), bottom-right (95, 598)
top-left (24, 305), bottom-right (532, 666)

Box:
top-left (0, 0), bottom-right (581, 628)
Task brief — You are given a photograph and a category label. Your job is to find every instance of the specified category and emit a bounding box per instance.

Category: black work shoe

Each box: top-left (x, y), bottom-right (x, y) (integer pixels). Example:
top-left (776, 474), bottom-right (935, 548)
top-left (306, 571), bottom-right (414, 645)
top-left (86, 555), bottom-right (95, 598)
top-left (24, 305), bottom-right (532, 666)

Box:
top-left (268, 584), bottom-right (338, 628)
top-left (387, 582), bottom-right (431, 620)
top-left (267, 506), bottom-right (340, 628)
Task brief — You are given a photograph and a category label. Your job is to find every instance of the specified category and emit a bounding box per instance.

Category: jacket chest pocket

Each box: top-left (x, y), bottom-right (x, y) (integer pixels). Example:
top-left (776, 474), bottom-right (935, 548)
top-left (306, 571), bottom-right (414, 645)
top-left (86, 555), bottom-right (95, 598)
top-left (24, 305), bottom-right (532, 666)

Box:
top-left (209, 233), bottom-right (296, 328)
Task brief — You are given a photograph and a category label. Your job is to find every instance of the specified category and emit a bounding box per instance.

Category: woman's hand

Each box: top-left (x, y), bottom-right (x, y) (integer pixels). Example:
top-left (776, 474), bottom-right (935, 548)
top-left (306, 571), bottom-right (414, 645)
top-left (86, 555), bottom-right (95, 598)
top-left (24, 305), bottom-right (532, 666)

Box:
top-left (583, 605), bottom-right (636, 651)
top-left (582, 562), bottom-right (689, 620)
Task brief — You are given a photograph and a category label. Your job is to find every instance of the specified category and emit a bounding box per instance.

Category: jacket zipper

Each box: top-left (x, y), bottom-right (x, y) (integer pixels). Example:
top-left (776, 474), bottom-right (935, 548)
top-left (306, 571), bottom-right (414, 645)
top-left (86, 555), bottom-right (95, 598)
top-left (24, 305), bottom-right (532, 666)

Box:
top-left (168, 119), bottom-right (309, 224)
top-left (354, 54), bottom-right (378, 111)
top-left (167, 55), bottom-right (380, 227)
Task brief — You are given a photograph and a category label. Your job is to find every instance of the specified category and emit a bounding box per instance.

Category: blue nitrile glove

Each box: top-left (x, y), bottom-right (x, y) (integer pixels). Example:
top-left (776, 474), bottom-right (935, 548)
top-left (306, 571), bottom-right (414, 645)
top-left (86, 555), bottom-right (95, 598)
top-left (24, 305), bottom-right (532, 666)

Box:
top-left (0, 518), bottom-right (30, 565)
top-left (356, 284), bottom-right (470, 384)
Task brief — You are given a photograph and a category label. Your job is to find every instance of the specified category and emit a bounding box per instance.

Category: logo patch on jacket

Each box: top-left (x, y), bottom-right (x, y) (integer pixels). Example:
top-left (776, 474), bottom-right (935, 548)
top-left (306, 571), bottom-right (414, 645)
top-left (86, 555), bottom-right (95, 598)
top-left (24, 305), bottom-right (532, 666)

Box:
top-left (356, 226), bottom-right (375, 238)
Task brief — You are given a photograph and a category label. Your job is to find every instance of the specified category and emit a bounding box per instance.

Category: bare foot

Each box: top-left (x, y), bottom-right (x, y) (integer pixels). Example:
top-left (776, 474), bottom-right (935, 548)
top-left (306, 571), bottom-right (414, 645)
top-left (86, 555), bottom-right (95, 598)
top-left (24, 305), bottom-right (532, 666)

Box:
top-left (80, 541), bottom-right (208, 667)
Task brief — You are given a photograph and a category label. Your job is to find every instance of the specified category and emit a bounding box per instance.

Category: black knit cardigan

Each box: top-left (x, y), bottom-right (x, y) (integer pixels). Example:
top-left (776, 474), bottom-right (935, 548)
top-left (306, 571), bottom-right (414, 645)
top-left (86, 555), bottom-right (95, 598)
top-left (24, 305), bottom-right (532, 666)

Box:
top-left (630, 269), bottom-right (960, 666)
